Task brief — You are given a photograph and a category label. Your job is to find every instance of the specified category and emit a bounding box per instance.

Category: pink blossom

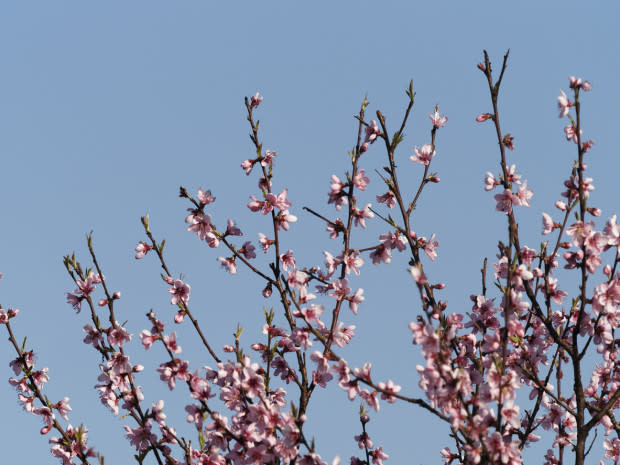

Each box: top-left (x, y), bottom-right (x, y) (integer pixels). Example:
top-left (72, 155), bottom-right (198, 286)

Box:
top-left (139, 330), bottom-right (157, 350)
top-left (124, 421), bottom-right (156, 451)
top-left (54, 397), bottom-right (72, 421)
top-left (197, 188), bottom-right (215, 205)
top-left (422, 234), bottom-right (439, 261)
top-left (258, 232), bottom-right (274, 252)
top-left (380, 231), bottom-right (407, 251)
top-left (275, 209), bottom-right (298, 231)
top-left (364, 120), bottom-right (381, 144)
top-left (261, 150), bottom-right (276, 166)
top-left (520, 246), bottom-right (537, 266)
top-left (217, 257), bottom-right (237, 274)
top-left (484, 172), bottom-right (499, 191)
top-left (332, 323), bottom-right (355, 347)
top-left (225, 219), bottom-right (242, 236)
top-left (239, 241), bottom-right (256, 259)
top-left (377, 380), bottom-right (401, 403)
top-left (135, 241), bottom-right (153, 259)
top-left (476, 113), bottom-right (492, 122)
top-left (603, 214), bottom-right (620, 251)
top-left (505, 164), bottom-right (521, 184)
top-left (410, 144), bottom-right (435, 166)
top-left (353, 169), bottom-right (370, 190)
top-left (494, 189), bottom-right (517, 214)
top-left (31, 368), bottom-right (49, 388)
top-left (163, 332), bottom-right (182, 354)
top-left (328, 175), bottom-right (348, 210)
top-left (241, 159), bottom-right (255, 175)
top-left (564, 125), bottom-right (582, 144)
top-left (18, 394), bottom-right (34, 412)
top-left (250, 92), bottom-right (263, 107)
top-left (247, 195), bottom-right (263, 212)
top-left (168, 280), bottom-right (190, 305)
top-left (66, 293), bottom-right (82, 313)
top-left (349, 288), bottom-right (364, 314)
top-left (326, 218), bottom-right (345, 239)
top-left (604, 438), bottom-right (620, 461)
top-left (370, 447), bottom-right (388, 465)
top-left (108, 325), bottom-right (132, 347)
top-left (329, 279), bottom-right (351, 300)
top-left (370, 244), bottom-right (391, 265)
top-left (542, 212), bottom-right (556, 235)
top-left (187, 213), bottom-right (214, 241)
top-left (515, 181), bottom-right (533, 207)
top-left (376, 191), bottom-right (396, 209)
top-left (429, 109), bottom-right (448, 128)
top-left (343, 252), bottom-right (364, 275)
top-left (557, 90), bottom-right (572, 118)
top-left (75, 277), bottom-right (95, 298)
top-left (353, 204), bottom-right (374, 228)
top-left (279, 250), bottom-right (295, 271)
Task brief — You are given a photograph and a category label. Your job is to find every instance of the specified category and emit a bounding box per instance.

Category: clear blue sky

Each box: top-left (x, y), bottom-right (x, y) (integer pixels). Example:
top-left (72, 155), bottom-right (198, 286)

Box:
top-left (1, 2), bottom-right (619, 464)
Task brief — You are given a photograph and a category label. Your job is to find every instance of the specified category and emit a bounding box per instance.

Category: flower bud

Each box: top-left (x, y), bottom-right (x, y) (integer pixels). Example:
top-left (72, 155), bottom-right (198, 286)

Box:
top-left (262, 283), bottom-right (273, 298)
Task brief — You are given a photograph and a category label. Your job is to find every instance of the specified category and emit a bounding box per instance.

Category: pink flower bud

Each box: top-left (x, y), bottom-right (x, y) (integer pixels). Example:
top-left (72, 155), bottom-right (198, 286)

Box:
top-left (554, 200), bottom-right (567, 211)
top-left (603, 264), bottom-right (612, 276)
top-left (98, 299), bottom-right (108, 307)
top-left (113, 291), bottom-right (121, 300)
top-left (476, 113), bottom-right (492, 122)
top-left (582, 140), bottom-right (595, 152)
top-left (222, 345), bottom-right (235, 352)
top-left (262, 283), bottom-right (273, 298)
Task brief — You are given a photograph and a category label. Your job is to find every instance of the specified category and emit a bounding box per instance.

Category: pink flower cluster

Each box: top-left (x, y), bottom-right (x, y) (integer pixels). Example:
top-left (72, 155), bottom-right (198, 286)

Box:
top-left (4, 65), bottom-right (619, 465)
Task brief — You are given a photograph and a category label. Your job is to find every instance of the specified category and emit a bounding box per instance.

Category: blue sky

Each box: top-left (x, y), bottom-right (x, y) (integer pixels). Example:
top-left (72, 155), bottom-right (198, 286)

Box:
top-left (1, 2), bottom-right (619, 464)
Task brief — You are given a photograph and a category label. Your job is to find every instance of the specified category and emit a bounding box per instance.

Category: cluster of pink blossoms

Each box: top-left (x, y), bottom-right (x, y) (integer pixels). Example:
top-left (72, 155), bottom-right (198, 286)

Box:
top-left (4, 59), bottom-right (619, 465)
